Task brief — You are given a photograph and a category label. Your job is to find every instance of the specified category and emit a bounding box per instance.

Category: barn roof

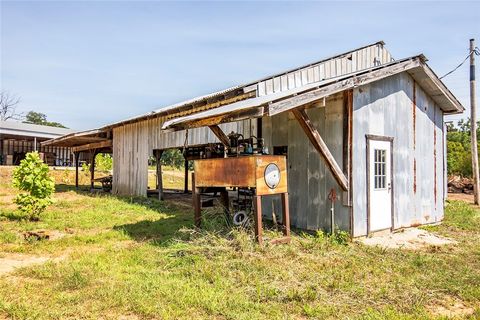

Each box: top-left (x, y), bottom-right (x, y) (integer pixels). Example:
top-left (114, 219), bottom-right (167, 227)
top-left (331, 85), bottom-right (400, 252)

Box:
top-left (162, 55), bottom-right (464, 131)
top-left (0, 121), bottom-right (74, 140)
top-left (43, 41), bottom-right (464, 147)
top-left (102, 41), bottom-right (390, 129)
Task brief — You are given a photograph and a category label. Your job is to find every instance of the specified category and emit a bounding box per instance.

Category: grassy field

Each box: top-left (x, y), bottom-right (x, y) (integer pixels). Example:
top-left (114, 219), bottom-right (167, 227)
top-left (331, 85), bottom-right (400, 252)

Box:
top-left (0, 166), bottom-right (479, 319)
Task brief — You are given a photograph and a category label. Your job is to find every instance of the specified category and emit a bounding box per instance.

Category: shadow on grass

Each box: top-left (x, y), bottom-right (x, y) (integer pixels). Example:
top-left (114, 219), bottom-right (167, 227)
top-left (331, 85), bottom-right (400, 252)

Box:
top-left (114, 214), bottom-right (193, 245)
top-left (55, 184), bottom-right (92, 193)
top-left (55, 183), bottom-right (193, 245)
top-left (0, 210), bottom-right (27, 221)
top-left (53, 183), bottom-right (228, 246)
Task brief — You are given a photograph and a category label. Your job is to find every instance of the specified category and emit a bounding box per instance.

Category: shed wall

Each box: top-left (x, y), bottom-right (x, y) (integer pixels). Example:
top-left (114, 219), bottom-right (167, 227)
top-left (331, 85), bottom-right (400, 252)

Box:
top-left (352, 72), bottom-right (445, 237)
top-left (261, 93), bottom-right (350, 231)
top-left (112, 116), bottom-right (256, 196)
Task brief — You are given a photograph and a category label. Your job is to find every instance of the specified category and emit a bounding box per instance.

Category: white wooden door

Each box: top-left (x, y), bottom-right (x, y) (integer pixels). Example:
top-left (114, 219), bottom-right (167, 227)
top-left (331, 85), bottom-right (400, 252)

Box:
top-left (368, 139), bottom-right (392, 232)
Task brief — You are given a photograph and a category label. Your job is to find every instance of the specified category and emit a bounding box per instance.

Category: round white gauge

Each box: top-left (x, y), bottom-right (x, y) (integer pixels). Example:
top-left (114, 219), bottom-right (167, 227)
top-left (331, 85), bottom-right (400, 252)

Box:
top-left (264, 163), bottom-right (281, 189)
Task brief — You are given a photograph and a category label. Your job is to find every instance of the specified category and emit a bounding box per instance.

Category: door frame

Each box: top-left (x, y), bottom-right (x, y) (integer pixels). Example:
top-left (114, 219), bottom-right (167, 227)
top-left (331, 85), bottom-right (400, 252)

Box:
top-left (365, 134), bottom-right (394, 236)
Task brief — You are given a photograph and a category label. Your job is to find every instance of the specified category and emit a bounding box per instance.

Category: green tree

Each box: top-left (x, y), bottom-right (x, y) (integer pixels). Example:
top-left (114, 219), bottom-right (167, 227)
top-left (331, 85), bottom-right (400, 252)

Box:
top-left (161, 149), bottom-right (185, 169)
top-left (24, 111), bottom-right (68, 128)
top-left (12, 152), bottom-right (55, 221)
top-left (446, 118), bottom-right (480, 177)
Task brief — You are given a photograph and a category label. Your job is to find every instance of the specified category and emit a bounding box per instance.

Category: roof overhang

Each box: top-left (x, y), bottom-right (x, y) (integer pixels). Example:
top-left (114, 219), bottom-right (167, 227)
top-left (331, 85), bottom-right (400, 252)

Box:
top-left (162, 55), bottom-right (464, 131)
top-left (41, 128), bottom-right (111, 152)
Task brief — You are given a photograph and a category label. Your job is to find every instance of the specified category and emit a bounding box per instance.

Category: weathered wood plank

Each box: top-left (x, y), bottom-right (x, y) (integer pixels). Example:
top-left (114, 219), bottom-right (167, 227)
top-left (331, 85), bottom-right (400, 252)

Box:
top-left (72, 140), bottom-right (112, 153)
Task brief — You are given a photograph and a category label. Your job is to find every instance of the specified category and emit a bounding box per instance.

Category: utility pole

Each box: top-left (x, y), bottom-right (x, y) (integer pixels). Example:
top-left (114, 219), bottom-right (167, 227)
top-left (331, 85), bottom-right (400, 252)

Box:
top-left (470, 39), bottom-right (480, 205)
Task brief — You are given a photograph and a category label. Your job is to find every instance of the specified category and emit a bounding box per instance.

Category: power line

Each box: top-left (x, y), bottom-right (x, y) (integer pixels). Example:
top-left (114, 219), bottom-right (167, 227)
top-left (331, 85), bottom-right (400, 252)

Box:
top-left (440, 47), bottom-right (480, 80)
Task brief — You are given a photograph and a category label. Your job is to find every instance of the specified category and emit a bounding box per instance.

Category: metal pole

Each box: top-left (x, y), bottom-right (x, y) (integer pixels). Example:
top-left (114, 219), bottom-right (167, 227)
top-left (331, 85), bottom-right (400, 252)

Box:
top-left (470, 39), bottom-right (480, 205)
top-left (33, 137), bottom-right (37, 152)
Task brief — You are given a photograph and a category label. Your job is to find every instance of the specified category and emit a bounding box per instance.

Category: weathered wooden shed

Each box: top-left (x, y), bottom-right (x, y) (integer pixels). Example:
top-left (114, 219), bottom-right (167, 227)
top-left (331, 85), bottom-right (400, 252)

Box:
top-left (45, 41), bottom-right (464, 237)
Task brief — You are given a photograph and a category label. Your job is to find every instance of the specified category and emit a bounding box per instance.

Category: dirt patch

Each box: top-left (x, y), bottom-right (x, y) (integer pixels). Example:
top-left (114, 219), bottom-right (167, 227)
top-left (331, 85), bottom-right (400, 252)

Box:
top-left (448, 192), bottom-right (479, 207)
top-left (426, 297), bottom-right (475, 318)
top-left (358, 228), bottom-right (456, 250)
top-left (0, 253), bottom-right (64, 276)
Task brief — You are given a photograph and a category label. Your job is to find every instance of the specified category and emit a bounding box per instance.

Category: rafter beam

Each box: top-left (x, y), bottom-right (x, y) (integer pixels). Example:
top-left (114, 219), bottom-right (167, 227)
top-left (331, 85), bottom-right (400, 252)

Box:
top-left (72, 140), bottom-right (112, 153)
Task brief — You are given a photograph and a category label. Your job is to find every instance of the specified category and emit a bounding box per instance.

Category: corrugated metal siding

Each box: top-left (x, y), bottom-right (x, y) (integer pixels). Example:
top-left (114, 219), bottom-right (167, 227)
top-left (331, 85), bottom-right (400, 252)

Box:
top-left (261, 93), bottom-right (349, 231)
top-left (352, 72), bottom-right (445, 237)
top-left (257, 43), bottom-right (393, 97)
top-left (112, 117), bottom-right (256, 196)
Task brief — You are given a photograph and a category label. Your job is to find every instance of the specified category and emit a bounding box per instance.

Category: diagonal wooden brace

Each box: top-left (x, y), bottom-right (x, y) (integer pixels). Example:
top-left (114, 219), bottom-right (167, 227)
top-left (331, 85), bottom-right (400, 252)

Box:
top-left (208, 125), bottom-right (230, 147)
top-left (292, 108), bottom-right (349, 191)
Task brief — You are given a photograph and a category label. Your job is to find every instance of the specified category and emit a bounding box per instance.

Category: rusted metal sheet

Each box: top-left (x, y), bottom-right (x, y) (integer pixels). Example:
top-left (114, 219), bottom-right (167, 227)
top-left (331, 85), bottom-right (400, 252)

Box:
top-left (193, 155), bottom-right (288, 196)
top-left (194, 157), bottom-right (257, 188)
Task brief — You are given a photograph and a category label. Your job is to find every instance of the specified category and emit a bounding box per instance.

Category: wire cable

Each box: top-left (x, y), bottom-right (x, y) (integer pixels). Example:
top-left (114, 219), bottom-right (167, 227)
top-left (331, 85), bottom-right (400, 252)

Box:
top-left (440, 47), bottom-right (480, 80)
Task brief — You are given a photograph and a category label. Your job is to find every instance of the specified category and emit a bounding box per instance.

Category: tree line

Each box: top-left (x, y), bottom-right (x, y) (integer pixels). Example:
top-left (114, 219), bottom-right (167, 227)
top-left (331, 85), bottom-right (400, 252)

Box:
top-left (447, 118), bottom-right (480, 177)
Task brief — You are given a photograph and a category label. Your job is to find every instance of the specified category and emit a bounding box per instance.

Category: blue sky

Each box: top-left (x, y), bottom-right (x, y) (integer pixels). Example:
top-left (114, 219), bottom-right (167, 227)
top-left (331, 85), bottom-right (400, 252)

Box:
top-left (1, 1), bottom-right (479, 130)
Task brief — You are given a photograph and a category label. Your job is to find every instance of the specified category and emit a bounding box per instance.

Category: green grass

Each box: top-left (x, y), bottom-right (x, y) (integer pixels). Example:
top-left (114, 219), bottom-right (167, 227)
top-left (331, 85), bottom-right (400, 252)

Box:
top-left (0, 167), bottom-right (479, 319)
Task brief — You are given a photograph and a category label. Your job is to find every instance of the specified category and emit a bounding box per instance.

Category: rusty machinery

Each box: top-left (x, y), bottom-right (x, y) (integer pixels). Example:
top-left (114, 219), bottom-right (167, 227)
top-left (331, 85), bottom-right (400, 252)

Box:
top-left (192, 132), bottom-right (291, 245)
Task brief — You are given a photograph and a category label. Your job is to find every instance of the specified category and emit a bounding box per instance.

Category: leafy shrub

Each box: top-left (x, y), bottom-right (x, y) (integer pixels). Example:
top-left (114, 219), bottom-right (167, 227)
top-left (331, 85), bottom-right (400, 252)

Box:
top-left (95, 153), bottom-right (113, 171)
top-left (12, 152), bottom-right (55, 221)
top-left (314, 228), bottom-right (350, 245)
top-left (81, 153), bottom-right (113, 173)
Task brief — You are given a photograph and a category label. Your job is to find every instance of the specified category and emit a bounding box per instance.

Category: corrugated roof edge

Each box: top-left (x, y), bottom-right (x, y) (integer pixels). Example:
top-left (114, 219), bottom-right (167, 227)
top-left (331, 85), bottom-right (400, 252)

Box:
top-left (0, 120), bottom-right (74, 135)
top-left (101, 40), bottom-right (388, 130)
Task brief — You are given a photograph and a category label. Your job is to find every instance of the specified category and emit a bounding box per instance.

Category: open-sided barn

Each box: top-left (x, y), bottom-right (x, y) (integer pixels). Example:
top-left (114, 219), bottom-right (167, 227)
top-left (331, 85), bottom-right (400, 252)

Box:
top-left (0, 121), bottom-right (74, 166)
top-left (43, 41), bottom-right (463, 237)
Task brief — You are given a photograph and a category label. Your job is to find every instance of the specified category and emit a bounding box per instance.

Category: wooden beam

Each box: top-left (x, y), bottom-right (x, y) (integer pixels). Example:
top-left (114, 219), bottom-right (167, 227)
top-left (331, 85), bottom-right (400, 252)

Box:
top-left (72, 140), bottom-right (112, 153)
top-left (343, 89), bottom-right (353, 206)
top-left (208, 125), bottom-right (230, 146)
top-left (155, 150), bottom-right (164, 201)
top-left (184, 151), bottom-right (189, 193)
top-left (164, 107), bottom-right (265, 132)
top-left (281, 192), bottom-right (290, 238)
top-left (192, 173), bottom-right (202, 227)
top-left (253, 194), bottom-right (263, 245)
top-left (268, 58), bottom-right (422, 116)
top-left (90, 150), bottom-right (96, 192)
top-left (74, 152), bottom-right (80, 190)
top-left (292, 108), bottom-right (349, 191)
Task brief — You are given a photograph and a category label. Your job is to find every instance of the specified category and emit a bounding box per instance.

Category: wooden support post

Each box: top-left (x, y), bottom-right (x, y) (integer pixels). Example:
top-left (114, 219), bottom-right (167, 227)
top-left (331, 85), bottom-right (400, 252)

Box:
top-left (90, 150), bottom-right (96, 192)
top-left (74, 152), bottom-right (80, 190)
top-left (281, 192), bottom-right (291, 237)
top-left (292, 108), bottom-right (349, 191)
top-left (184, 153), bottom-right (189, 193)
top-left (470, 39), bottom-right (480, 205)
top-left (220, 188), bottom-right (229, 214)
top-left (208, 125), bottom-right (230, 146)
top-left (155, 150), bottom-right (164, 200)
top-left (192, 173), bottom-right (202, 227)
top-left (253, 194), bottom-right (263, 245)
